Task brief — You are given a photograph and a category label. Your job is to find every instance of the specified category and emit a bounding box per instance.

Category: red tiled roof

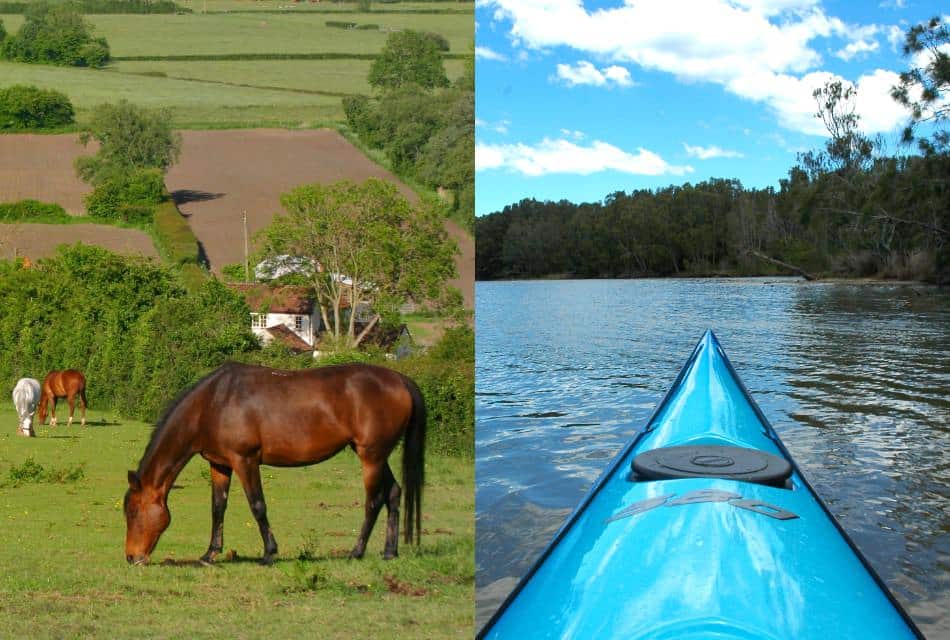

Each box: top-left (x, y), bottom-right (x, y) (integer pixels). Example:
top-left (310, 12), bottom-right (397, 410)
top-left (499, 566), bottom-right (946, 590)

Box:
top-left (230, 284), bottom-right (313, 314)
top-left (264, 324), bottom-right (313, 353)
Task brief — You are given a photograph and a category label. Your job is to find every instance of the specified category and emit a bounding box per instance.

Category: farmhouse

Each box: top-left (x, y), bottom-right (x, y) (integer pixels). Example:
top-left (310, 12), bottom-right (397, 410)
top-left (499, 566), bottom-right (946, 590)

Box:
top-left (230, 284), bottom-right (320, 353)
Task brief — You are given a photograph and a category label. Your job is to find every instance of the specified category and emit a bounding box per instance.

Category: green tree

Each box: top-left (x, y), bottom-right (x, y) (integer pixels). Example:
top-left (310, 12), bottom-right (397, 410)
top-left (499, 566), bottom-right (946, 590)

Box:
top-left (0, 85), bottom-right (74, 129)
top-left (891, 16), bottom-right (949, 154)
top-left (368, 30), bottom-right (449, 91)
top-left (2, 3), bottom-right (109, 67)
top-left (257, 179), bottom-right (458, 348)
top-left (76, 100), bottom-right (181, 180)
top-left (0, 19), bottom-right (6, 44)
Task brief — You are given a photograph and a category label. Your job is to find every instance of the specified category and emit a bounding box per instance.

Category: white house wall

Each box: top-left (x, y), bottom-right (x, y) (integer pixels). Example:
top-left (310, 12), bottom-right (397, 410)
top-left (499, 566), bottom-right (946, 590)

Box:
top-left (251, 311), bottom-right (321, 346)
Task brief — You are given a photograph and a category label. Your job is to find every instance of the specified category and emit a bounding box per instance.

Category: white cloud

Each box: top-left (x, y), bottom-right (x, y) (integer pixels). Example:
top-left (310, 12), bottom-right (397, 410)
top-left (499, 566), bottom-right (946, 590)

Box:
top-left (475, 46), bottom-right (508, 62)
top-left (485, 0), bottom-right (910, 135)
top-left (555, 61), bottom-right (634, 88)
top-left (683, 143), bottom-right (745, 159)
top-left (603, 66), bottom-right (634, 87)
top-left (835, 25), bottom-right (880, 61)
top-left (476, 138), bottom-right (694, 177)
top-left (476, 119), bottom-right (511, 134)
top-left (559, 128), bottom-right (585, 140)
top-left (887, 25), bottom-right (905, 52)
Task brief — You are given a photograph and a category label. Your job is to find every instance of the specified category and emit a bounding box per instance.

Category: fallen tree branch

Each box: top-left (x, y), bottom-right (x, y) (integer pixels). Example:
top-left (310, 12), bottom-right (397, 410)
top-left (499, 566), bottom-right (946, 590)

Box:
top-left (747, 250), bottom-right (816, 281)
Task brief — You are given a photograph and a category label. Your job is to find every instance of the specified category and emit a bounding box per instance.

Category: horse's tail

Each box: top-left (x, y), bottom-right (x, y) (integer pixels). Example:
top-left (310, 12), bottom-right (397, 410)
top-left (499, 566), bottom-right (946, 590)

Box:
top-left (80, 386), bottom-right (88, 409)
top-left (401, 374), bottom-right (426, 545)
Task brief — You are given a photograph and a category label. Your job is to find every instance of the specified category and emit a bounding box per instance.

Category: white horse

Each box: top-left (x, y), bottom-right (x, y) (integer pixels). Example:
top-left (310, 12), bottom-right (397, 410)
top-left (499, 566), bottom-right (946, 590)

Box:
top-left (12, 378), bottom-right (41, 437)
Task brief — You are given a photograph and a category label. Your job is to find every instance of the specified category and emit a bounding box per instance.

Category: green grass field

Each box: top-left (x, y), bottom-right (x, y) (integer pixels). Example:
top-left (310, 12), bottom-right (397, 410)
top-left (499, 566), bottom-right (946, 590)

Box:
top-left (0, 12), bottom-right (471, 57)
top-left (0, 60), bottom-right (344, 125)
top-left (177, 0), bottom-right (474, 13)
top-left (0, 405), bottom-right (473, 638)
top-left (0, 6), bottom-right (471, 128)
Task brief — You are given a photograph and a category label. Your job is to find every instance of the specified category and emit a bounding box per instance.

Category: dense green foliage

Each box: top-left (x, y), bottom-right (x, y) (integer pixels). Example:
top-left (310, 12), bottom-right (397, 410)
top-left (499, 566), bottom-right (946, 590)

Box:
top-left (476, 152), bottom-right (949, 283)
top-left (0, 245), bottom-right (254, 420)
top-left (75, 100), bottom-right (181, 180)
top-left (152, 198), bottom-right (203, 267)
top-left (0, 84), bottom-right (74, 130)
top-left (73, 101), bottom-right (182, 222)
top-left (368, 29), bottom-right (449, 90)
top-left (345, 53), bottom-right (473, 227)
top-left (1, 3), bottom-right (110, 67)
top-left (0, 200), bottom-right (71, 223)
top-left (84, 167), bottom-right (165, 223)
top-left (0, 19), bottom-right (5, 44)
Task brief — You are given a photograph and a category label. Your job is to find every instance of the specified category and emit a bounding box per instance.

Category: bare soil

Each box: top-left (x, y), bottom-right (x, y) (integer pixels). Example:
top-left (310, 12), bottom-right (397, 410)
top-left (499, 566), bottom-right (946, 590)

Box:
top-left (0, 135), bottom-right (93, 214)
top-left (165, 129), bottom-right (474, 307)
top-left (0, 223), bottom-right (159, 261)
top-left (0, 130), bottom-right (475, 307)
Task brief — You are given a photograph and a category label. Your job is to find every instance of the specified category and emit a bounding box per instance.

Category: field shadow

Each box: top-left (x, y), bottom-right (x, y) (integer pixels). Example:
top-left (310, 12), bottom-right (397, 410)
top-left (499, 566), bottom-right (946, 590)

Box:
top-left (171, 189), bottom-right (225, 205)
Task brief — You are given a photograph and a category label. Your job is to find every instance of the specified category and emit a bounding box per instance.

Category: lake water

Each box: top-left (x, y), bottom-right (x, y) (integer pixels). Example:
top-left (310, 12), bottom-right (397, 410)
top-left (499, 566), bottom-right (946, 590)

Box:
top-left (475, 278), bottom-right (949, 636)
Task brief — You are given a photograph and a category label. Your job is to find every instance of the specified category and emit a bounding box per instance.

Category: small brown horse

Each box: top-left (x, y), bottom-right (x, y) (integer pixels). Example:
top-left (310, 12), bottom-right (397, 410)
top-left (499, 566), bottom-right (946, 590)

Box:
top-left (38, 370), bottom-right (88, 427)
top-left (124, 362), bottom-right (426, 566)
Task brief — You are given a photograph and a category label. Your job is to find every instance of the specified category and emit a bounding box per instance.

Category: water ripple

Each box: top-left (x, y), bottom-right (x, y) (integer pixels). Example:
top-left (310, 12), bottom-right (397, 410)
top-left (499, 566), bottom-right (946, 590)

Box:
top-left (475, 278), bottom-right (950, 636)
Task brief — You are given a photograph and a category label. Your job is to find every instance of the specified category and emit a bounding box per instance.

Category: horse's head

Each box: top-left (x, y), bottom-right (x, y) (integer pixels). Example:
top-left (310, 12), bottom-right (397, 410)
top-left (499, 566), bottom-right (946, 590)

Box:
top-left (124, 471), bottom-right (170, 565)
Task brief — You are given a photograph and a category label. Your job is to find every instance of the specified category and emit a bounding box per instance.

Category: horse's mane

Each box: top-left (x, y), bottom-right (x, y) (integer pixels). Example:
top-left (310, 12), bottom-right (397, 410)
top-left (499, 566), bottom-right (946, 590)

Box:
top-left (137, 363), bottom-right (239, 475)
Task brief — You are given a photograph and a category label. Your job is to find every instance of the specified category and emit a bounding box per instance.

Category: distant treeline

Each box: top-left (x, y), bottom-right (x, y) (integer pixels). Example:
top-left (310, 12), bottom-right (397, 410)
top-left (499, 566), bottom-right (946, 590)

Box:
top-left (0, 0), bottom-right (187, 13)
top-left (476, 153), bottom-right (949, 283)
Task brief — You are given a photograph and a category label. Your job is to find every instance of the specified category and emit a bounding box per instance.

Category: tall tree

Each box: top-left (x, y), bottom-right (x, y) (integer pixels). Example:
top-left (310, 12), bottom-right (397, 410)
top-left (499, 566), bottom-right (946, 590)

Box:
top-left (75, 100), bottom-right (181, 180)
top-left (257, 179), bottom-right (458, 348)
top-left (368, 30), bottom-right (449, 91)
top-left (891, 16), bottom-right (949, 154)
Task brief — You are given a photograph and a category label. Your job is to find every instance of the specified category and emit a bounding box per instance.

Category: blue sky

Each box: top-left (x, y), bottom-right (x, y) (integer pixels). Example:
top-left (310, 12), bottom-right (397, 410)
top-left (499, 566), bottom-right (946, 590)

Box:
top-left (475, 0), bottom-right (947, 215)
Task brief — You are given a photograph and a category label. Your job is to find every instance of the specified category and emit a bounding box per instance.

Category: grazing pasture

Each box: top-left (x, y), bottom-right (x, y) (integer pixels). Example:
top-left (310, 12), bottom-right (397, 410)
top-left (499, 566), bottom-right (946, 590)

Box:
top-left (0, 404), bottom-right (474, 638)
top-left (0, 2), bottom-right (472, 128)
top-left (172, 0), bottom-right (474, 13)
top-left (0, 61), bottom-right (343, 126)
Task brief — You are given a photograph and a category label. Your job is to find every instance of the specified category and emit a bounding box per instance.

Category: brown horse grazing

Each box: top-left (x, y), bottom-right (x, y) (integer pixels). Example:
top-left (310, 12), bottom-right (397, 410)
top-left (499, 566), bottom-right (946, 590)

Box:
top-left (124, 362), bottom-right (426, 566)
top-left (38, 369), bottom-right (88, 427)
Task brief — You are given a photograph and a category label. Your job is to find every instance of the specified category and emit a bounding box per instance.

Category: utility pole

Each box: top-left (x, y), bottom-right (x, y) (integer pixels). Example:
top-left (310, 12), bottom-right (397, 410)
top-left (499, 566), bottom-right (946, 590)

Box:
top-left (243, 209), bottom-right (249, 282)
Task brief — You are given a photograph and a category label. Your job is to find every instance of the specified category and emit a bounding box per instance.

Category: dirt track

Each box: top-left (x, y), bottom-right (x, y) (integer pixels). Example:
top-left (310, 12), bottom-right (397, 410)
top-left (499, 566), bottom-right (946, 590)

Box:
top-left (0, 135), bottom-right (92, 214)
top-left (0, 223), bottom-right (159, 261)
top-left (165, 129), bottom-right (473, 307)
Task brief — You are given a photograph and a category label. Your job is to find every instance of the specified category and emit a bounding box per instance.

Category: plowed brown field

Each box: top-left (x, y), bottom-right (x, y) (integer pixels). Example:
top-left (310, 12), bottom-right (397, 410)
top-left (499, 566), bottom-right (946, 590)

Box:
top-left (0, 130), bottom-right (473, 306)
top-left (0, 223), bottom-right (159, 261)
top-left (0, 135), bottom-right (92, 214)
top-left (166, 129), bottom-right (473, 306)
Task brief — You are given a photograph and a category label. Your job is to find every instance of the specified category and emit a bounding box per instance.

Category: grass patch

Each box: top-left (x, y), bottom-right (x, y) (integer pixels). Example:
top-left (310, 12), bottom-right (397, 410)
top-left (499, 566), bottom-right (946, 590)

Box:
top-left (151, 197), bottom-right (202, 266)
top-left (0, 199), bottom-right (72, 223)
top-left (4, 457), bottom-right (85, 487)
top-left (0, 404), bottom-right (473, 638)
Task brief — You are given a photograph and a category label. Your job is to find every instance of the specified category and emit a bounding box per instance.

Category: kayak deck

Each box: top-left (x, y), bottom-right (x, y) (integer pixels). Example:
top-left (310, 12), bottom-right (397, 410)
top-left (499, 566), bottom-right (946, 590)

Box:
top-left (480, 331), bottom-right (921, 639)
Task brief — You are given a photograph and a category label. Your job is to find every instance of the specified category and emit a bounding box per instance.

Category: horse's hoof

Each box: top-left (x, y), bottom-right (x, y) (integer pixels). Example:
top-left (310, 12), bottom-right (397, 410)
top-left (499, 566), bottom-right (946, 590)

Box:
top-left (383, 551), bottom-right (398, 560)
top-left (259, 555), bottom-right (277, 566)
top-left (349, 549), bottom-right (365, 560)
top-left (199, 551), bottom-right (218, 564)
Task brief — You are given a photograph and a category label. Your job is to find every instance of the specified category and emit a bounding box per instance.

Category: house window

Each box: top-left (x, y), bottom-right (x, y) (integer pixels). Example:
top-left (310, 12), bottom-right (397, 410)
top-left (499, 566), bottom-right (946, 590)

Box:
top-left (251, 313), bottom-right (267, 329)
top-left (294, 316), bottom-right (304, 332)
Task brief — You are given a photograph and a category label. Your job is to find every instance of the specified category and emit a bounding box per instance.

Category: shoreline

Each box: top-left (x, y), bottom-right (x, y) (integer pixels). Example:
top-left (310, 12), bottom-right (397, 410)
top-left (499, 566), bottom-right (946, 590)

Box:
top-left (475, 273), bottom-right (945, 287)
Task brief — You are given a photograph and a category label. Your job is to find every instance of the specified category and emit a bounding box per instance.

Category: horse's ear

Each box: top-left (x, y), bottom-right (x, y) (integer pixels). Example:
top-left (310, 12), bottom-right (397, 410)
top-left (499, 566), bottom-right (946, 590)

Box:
top-left (127, 470), bottom-right (141, 492)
